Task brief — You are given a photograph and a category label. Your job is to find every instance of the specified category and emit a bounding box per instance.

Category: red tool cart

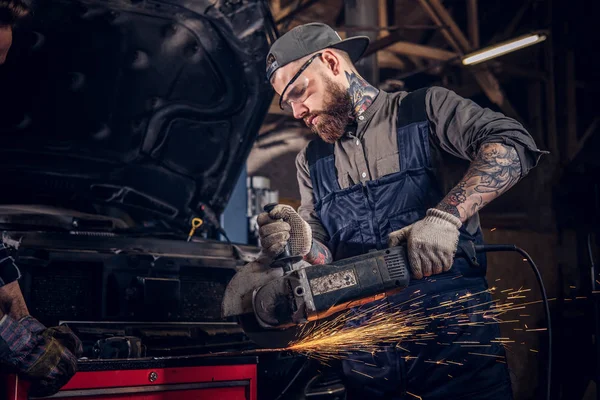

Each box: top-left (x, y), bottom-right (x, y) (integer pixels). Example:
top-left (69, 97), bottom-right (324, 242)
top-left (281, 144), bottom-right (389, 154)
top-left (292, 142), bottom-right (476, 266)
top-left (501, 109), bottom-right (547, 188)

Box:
top-left (4, 356), bottom-right (257, 400)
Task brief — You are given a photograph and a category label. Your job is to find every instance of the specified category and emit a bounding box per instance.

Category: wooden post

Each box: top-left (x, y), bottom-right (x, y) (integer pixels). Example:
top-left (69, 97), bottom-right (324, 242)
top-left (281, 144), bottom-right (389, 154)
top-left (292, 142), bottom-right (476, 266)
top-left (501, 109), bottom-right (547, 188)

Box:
top-left (569, 118), bottom-right (600, 163)
top-left (565, 49), bottom-right (578, 160)
top-left (467, 0), bottom-right (479, 48)
top-left (543, 0), bottom-right (559, 160)
top-left (345, 0), bottom-right (380, 85)
top-left (378, 0), bottom-right (389, 38)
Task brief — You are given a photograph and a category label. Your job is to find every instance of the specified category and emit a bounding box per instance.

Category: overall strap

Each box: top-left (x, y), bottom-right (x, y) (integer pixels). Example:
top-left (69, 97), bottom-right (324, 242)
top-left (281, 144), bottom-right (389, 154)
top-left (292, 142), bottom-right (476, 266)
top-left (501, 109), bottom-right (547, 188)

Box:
top-left (396, 87), bottom-right (432, 171)
top-left (306, 139), bottom-right (337, 204)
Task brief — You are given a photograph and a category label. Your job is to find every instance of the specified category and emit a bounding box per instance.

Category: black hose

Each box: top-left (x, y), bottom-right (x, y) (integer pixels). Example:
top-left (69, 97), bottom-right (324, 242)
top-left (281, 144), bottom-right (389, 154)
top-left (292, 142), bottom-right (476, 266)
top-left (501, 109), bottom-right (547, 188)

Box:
top-left (274, 357), bottom-right (310, 400)
top-left (475, 244), bottom-right (551, 400)
top-left (588, 233), bottom-right (600, 400)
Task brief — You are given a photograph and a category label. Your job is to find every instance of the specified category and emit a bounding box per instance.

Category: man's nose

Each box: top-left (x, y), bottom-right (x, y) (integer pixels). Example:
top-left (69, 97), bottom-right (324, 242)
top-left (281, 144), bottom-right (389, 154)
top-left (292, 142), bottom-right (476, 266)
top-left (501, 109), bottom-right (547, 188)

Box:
top-left (291, 102), bottom-right (308, 119)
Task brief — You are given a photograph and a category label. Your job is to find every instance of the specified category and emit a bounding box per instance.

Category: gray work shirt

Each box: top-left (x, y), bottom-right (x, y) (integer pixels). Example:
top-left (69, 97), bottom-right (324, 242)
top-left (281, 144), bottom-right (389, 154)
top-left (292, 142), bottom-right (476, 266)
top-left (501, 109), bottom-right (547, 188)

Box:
top-left (296, 86), bottom-right (545, 244)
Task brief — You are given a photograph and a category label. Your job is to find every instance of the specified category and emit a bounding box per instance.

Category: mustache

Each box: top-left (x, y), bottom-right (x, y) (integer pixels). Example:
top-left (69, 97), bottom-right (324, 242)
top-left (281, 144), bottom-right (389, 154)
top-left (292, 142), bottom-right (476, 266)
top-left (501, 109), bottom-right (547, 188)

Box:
top-left (303, 111), bottom-right (325, 127)
top-left (307, 112), bottom-right (351, 144)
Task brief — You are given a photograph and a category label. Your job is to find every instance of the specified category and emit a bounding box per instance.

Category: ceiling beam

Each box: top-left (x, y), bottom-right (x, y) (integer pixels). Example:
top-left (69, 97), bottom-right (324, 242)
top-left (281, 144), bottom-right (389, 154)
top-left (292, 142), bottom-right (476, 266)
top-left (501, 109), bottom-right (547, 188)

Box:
top-left (387, 41), bottom-right (458, 61)
top-left (363, 29), bottom-right (405, 57)
top-left (467, 0), bottom-right (479, 48)
top-left (274, 0), bottom-right (320, 25)
top-left (427, 0), bottom-right (472, 53)
top-left (270, 0), bottom-right (281, 18)
top-left (417, 0), bottom-right (465, 54)
top-left (378, 51), bottom-right (407, 70)
top-left (417, 0), bottom-right (524, 122)
top-left (470, 71), bottom-right (521, 119)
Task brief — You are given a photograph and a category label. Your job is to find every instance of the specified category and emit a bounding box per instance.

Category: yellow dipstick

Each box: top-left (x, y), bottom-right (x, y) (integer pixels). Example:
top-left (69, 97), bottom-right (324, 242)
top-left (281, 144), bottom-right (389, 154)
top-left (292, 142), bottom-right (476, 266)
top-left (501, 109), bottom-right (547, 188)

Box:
top-left (187, 218), bottom-right (203, 242)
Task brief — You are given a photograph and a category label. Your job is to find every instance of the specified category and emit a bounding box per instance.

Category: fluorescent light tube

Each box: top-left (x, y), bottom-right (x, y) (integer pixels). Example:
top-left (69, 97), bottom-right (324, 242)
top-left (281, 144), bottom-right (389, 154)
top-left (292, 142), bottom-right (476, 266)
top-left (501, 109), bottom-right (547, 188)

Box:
top-left (462, 32), bottom-right (548, 65)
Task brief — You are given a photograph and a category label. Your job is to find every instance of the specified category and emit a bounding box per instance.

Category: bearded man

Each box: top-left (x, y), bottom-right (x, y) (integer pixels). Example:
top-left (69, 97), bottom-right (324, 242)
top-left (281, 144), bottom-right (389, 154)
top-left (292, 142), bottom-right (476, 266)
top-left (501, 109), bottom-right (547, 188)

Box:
top-left (257, 23), bottom-right (546, 399)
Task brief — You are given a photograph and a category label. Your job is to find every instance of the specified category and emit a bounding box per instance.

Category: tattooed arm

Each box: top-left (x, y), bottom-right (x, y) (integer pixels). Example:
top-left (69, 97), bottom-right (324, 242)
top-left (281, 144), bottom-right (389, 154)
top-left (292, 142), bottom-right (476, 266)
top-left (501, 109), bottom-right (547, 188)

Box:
top-left (424, 86), bottom-right (544, 223)
top-left (436, 142), bottom-right (522, 222)
top-left (304, 239), bottom-right (333, 265)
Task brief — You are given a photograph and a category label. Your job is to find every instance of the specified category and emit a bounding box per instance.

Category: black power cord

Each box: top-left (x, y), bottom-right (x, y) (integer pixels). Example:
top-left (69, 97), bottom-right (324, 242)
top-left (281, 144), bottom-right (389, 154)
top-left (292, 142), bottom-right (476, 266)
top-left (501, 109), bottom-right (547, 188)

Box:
top-left (264, 243), bottom-right (552, 400)
top-left (274, 357), bottom-right (310, 400)
top-left (588, 232), bottom-right (600, 400)
top-left (475, 244), bottom-right (552, 400)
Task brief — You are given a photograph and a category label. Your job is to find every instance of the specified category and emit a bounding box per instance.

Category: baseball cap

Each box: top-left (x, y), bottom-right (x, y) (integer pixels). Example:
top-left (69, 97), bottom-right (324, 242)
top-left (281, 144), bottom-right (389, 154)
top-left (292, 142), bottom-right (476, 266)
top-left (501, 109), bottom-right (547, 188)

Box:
top-left (265, 22), bottom-right (370, 81)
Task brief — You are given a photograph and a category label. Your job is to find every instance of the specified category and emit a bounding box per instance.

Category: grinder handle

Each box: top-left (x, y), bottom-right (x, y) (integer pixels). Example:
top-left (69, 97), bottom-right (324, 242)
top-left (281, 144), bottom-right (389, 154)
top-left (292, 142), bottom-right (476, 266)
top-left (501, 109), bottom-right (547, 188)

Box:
top-left (455, 239), bottom-right (479, 267)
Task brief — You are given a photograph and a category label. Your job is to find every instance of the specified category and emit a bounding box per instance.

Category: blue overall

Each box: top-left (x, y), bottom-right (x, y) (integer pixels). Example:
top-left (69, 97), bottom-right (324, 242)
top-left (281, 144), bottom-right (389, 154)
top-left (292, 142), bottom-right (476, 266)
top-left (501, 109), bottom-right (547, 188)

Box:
top-left (305, 89), bottom-right (513, 399)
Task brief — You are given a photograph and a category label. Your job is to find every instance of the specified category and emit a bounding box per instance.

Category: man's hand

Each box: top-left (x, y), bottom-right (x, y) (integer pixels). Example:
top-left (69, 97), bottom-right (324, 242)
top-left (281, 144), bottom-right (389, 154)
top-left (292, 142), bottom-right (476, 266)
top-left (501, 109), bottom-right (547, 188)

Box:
top-left (388, 208), bottom-right (461, 279)
top-left (27, 323), bottom-right (83, 397)
top-left (0, 313), bottom-right (83, 398)
top-left (0, 281), bottom-right (29, 320)
top-left (257, 204), bottom-right (312, 260)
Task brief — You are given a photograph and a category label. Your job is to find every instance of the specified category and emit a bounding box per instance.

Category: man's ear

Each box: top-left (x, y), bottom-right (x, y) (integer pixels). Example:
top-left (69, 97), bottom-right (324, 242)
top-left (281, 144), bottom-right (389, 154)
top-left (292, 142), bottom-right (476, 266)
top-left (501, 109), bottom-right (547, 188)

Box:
top-left (321, 50), bottom-right (342, 76)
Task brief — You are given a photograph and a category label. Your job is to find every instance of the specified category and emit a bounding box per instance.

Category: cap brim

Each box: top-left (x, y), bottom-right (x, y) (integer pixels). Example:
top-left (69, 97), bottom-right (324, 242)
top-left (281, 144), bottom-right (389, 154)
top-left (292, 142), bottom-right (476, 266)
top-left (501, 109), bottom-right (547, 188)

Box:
top-left (328, 36), bottom-right (370, 62)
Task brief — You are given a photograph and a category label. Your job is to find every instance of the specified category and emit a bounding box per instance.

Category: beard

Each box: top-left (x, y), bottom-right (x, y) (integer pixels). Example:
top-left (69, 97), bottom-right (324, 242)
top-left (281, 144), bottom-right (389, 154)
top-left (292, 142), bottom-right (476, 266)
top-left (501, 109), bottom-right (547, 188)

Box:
top-left (305, 77), bottom-right (353, 144)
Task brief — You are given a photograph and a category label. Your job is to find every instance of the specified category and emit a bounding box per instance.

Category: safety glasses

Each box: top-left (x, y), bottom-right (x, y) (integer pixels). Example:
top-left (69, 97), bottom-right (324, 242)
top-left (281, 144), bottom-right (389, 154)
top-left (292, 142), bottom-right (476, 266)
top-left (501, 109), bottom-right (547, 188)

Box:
top-left (278, 52), bottom-right (322, 112)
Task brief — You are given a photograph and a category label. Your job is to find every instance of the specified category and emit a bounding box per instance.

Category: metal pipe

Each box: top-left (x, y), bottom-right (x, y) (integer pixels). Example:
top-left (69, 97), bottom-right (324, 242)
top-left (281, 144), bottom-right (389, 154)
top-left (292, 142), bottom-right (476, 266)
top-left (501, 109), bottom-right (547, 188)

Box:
top-left (344, 0), bottom-right (379, 86)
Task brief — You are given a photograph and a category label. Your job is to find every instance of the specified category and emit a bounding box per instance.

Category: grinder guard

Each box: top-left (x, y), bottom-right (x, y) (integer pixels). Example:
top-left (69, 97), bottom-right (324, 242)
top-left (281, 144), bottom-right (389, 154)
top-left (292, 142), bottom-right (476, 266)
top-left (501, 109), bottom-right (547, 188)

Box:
top-left (221, 257), bottom-right (313, 348)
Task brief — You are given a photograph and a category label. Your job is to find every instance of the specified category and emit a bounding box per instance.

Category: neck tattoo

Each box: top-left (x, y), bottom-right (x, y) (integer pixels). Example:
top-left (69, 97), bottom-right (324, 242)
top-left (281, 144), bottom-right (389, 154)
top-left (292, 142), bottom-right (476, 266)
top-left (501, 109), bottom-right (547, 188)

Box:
top-left (345, 71), bottom-right (379, 117)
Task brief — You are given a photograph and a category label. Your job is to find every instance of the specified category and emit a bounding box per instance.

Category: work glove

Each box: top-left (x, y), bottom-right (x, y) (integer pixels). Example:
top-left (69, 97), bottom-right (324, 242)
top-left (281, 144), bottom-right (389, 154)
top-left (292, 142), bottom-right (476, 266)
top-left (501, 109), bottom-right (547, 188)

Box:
top-left (388, 208), bottom-right (461, 279)
top-left (257, 204), bottom-right (312, 260)
top-left (26, 324), bottom-right (83, 397)
top-left (1, 315), bottom-right (83, 397)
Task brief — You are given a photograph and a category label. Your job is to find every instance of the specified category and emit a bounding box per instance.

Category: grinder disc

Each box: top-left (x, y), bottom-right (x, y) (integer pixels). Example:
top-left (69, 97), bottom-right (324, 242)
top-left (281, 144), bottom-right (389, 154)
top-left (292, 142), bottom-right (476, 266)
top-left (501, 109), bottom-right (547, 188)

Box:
top-left (238, 313), bottom-right (316, 349)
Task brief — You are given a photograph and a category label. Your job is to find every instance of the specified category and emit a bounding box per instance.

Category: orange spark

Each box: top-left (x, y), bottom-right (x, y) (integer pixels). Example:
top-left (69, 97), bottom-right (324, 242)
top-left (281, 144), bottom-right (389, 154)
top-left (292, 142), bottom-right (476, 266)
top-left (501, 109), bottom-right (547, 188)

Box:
top-left (468, 352), bottom-right (505, 359)
top-left (351, 369), bottom-right (374, 379)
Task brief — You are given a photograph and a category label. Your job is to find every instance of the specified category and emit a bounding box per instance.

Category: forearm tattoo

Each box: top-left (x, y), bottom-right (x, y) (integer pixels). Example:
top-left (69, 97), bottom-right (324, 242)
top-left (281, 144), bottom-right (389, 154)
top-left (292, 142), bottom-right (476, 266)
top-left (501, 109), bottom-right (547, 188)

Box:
top-left (436, 143), bottom-right (522, 221)
top-left (304, 239), bottom-right (333, 265)
top-left (345, 71), bottom-right (379, 116)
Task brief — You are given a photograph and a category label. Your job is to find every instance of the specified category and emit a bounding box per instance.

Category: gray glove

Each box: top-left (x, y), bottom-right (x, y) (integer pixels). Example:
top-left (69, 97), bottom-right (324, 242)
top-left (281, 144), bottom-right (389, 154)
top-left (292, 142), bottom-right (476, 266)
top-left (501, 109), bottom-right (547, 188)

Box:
top-left (257, 204), bottom-right (312, 260)
top-left (388, 208), bottom-right (461, 279)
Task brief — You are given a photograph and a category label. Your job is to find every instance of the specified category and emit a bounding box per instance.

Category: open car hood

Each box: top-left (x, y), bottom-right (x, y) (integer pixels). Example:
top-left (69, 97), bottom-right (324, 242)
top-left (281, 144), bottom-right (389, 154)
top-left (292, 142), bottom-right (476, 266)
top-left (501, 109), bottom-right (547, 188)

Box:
top-left (0, 0), bottom-right (276, 231)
